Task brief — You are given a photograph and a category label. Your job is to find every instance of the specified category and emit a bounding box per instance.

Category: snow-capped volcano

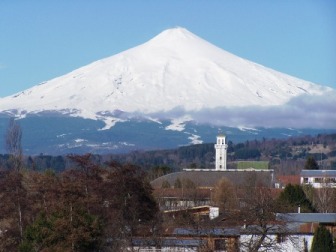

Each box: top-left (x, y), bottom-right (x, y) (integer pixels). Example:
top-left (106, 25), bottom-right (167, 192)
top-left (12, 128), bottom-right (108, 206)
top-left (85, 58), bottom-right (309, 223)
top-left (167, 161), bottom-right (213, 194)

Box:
top-left (0, 27), bottom-right (332, 128)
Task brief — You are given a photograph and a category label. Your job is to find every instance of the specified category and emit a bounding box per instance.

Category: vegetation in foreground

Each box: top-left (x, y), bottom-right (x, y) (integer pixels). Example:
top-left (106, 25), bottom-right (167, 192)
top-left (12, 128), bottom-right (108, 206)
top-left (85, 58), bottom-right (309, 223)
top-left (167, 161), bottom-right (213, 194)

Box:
top-left (0, 154), bottom-right (159, 251)
top-left (0, 119), bottom-right (335, 251)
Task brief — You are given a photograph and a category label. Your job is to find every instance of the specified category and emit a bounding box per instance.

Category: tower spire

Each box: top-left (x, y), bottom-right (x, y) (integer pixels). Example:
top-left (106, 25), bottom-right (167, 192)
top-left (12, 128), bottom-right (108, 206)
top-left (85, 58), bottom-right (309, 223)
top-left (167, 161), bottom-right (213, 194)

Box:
top-left (214, 134), bottom-right (228, 170)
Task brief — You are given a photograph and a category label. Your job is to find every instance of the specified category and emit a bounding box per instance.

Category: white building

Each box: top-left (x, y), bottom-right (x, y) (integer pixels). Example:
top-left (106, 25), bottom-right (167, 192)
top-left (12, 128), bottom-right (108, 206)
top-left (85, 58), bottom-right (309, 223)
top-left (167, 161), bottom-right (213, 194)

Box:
top-left (300, 170), bottom-right (336, 188)
top-left (214, 134), bottom-right (228, 171)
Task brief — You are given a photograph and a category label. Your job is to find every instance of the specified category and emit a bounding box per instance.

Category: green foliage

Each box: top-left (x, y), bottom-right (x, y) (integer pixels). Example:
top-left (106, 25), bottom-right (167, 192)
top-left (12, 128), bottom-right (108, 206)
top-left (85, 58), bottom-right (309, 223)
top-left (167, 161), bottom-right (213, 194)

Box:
top-left (20, 211), bottom-right (103, 252)
top-left (304, 156), bottom-right (319, 170)
top-left (277, 184), bottom-right (314, 212)
top-left (311, 225), bottom-right (333, 252)
top-left (234, 148), bottom-right (261, 159)
top-left (237, 161), bottom-right (269, 170)
top-left (178, 143), bottom-right (214, 160)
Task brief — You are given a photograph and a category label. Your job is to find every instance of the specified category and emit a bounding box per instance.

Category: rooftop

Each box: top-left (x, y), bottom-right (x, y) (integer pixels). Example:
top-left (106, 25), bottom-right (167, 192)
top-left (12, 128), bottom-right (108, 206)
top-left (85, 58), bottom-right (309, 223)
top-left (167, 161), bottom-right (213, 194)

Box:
top-left (276, 213), bottom-right (336, 224)
top-left (300, 170), bottom-right (336, 177)
top-left (151, 170), bottom-right (274, 188)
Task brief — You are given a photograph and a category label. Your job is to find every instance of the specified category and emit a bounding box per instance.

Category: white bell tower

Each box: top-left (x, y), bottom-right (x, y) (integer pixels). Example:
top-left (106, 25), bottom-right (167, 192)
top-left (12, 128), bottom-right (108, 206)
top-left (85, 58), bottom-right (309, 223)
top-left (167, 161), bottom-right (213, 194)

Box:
top-left (214, 134), bottom-right (228, 170)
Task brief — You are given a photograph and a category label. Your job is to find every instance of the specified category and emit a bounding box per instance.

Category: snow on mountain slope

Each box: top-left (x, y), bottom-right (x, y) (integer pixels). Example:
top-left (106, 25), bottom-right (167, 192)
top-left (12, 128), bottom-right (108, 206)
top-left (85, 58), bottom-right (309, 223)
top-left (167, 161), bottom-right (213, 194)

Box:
top-left (0, 27), bottom-right (332, 127)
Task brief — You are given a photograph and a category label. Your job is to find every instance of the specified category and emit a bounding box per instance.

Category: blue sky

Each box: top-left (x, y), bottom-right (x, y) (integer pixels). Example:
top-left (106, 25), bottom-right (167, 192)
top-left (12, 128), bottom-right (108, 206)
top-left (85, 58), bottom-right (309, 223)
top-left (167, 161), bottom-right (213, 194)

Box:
top-left (0, 0), bottom-right (335, 97)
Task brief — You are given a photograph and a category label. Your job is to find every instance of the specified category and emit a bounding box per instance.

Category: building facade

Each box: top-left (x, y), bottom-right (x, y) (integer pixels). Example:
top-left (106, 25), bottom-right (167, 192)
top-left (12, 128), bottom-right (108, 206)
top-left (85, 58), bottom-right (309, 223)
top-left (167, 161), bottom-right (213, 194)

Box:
top-left (300, 170), bottom-right (336, 188)
top-left (215, 134), bottom-right (228, 171)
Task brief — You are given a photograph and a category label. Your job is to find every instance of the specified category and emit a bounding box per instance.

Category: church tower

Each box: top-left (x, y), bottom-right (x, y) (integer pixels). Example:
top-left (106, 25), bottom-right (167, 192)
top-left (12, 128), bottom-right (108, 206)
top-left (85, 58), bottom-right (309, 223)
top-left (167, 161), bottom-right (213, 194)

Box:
top-left (214, 134), bottom-right (228, 170)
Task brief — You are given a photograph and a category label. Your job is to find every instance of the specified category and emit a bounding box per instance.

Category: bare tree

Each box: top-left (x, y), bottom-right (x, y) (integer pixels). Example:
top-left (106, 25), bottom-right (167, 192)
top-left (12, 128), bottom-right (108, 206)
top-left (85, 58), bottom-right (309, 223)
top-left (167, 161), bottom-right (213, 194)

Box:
top-left (5, 118), bottom-right (23, 171)
top-left (1, 118), bottom-right (26, 245)
top-left (232, 177), bottom-right (294, 252)
top-left (313, 187), bottom-right (336, 213)
top-left (213, 177), bottom-right (238, 212)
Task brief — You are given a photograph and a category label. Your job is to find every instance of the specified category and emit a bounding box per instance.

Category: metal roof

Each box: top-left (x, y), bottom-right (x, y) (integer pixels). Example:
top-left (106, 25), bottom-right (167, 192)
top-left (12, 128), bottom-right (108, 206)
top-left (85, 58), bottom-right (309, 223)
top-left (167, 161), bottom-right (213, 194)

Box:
top-left (132, 238), bottom-right (206, 247)
top-left (300, 170), bottom-right (336, 177)
top-left (173, 228), bottom-right (240, 236)
top-left (276, 213), bottom-right (336, 223)
top-left (151, 170), bottom-right (273, 188)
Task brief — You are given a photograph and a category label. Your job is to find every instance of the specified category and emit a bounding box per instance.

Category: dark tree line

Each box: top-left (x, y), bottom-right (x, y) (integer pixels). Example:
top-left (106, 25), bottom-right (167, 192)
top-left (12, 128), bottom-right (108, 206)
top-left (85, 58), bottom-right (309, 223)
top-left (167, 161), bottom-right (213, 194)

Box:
top-left (1, 132), bottom-right (335, 173)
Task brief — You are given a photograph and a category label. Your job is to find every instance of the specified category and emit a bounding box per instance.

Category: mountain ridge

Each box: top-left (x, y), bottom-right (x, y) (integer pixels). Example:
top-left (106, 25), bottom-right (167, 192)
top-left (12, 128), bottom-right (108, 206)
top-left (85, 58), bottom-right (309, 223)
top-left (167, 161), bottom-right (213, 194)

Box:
top-left (0, 27), bottom-right (332, 130)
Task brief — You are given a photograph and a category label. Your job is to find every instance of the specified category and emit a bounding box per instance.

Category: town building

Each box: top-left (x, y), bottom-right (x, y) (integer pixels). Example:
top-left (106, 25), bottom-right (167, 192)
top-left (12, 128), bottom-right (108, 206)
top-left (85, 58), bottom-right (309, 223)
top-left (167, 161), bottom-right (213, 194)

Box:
top-left (300, 170), bottom-right (336, 188)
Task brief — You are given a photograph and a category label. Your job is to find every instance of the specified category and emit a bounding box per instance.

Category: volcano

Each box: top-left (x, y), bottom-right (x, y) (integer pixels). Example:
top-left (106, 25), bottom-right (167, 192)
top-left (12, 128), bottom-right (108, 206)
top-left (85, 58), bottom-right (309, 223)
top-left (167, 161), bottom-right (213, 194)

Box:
top-left (0, 27), bottom-right (334, 154)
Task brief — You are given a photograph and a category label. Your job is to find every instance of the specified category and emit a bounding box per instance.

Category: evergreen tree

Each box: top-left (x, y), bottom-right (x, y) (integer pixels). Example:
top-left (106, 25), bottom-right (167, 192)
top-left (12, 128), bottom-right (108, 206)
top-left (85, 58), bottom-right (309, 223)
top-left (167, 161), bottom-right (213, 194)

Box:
top-left (311, 225), bottom-right (333, 252)
top-left (277, 184), bottom-right (314, 212)
top-left (304, 156), bottom-right (319, 170)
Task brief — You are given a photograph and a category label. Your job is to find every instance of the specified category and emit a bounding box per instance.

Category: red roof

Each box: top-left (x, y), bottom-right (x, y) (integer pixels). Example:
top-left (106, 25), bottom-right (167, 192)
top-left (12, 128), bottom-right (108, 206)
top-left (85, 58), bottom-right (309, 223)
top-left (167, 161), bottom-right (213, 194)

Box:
top-left (276, 175), bottom-right (300, 185)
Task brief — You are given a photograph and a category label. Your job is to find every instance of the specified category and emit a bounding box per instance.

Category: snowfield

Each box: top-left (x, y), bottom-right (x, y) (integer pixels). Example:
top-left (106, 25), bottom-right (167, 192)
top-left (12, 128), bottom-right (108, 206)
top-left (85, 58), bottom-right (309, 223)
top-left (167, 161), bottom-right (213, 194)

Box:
top-left (0, 27), bottom-right (334, 130)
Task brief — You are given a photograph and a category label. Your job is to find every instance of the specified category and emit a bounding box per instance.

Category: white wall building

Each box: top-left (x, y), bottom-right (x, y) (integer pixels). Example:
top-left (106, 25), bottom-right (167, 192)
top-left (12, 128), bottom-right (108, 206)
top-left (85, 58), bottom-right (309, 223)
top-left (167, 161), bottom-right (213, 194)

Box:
top-left (214, 134), bottom-right (228, 171)
top-left (300, 170), bottom-right (336, 188)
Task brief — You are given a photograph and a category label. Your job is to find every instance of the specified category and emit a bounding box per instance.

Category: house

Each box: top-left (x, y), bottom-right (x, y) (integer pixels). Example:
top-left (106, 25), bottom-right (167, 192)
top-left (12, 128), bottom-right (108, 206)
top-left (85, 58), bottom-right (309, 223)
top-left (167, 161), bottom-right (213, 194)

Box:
top-left (275, 175), bottom-right (300, 188)
top-left (300, 170), bottom-right (336, 188)
top-left (132, 228), bottom-right (240, 252)
top-left (276, 213), bottom-right (336, 238)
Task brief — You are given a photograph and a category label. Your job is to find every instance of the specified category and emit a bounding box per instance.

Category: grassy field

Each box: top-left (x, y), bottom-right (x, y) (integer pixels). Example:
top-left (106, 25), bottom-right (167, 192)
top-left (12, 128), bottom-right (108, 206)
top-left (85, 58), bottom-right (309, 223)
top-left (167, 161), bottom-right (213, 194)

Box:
top-left (237, 161), bottom-right (269, 170)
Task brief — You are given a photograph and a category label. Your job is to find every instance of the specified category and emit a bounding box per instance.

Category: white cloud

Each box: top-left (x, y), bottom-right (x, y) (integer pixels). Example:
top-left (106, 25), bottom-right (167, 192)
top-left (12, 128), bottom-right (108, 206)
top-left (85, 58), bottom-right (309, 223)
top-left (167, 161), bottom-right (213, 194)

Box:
top-left (149, 91), bottom-right (336, 129)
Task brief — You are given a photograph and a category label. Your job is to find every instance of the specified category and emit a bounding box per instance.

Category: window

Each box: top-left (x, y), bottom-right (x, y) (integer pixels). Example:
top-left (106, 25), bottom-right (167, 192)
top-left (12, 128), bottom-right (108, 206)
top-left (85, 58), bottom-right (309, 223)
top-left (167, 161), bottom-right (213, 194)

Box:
top-left (315, 177), bottom-right (323, 183)
top-left (303, 178), bottom-right (308, 183)
top-left (277, 234), bottom-right (287, 243)
top-left (214, 239), bottom-right (226, 250)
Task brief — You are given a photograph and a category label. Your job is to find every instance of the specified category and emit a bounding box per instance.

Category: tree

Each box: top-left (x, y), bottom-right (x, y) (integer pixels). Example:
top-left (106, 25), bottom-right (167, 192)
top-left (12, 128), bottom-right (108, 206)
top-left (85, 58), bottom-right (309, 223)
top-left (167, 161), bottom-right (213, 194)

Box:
top-left (0, 154), bottom-right (160, 251)
top-left (311, 225), bottom-right (333, 252)
top-left (2, 118), bottom-right (26, 247)
top-left (313, 187), bottom-right (336, 213)
top-left (278, 184), bottom-right (314, 213)
top-left (213, 178), bottom-right (238, 211)
top-left (100, 161), bottom-right (159, 250)
top-left (20, 209), bottom-right (103, 251)
top-left (304, 156), bottom-right (319, 170)
top-left (0, 170), bottom-right (29, 250)
top-left (5, 118), bottom-right (23, 172)
top-left (231, 174), bottom-right (291, 252)
top-left (147, 165), bottom-right (172, 180)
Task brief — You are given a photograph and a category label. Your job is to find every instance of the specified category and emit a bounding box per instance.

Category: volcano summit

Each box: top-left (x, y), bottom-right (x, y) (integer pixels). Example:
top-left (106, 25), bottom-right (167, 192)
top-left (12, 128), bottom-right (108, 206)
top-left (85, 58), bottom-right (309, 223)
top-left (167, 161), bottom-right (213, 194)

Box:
top-left (0, 27), bottom-right (332, 127)
top-left (0, 27), bottom-right (335, 154)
